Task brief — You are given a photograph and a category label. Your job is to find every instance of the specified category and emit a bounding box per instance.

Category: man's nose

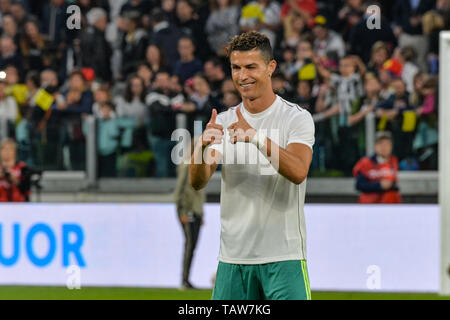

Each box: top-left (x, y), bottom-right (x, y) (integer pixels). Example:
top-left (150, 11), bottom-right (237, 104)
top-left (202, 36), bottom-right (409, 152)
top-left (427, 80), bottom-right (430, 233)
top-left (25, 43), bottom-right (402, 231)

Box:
top-left (238, 69), bottom-right (249, 82)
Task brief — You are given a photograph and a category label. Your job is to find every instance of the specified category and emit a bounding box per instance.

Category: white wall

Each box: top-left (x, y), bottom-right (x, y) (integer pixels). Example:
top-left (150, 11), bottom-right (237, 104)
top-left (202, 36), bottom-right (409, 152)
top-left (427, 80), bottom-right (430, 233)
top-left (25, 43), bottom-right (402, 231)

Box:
top-left (0, 204), bottom-right (440, 292)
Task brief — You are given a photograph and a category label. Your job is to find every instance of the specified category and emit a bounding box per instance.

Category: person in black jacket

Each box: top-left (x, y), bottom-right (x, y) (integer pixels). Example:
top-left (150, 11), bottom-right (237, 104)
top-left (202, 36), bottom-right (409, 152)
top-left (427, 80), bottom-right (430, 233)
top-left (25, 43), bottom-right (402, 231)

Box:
top-left (149, 8), bottom-right (183, 70)
top-left (120, 11), bottom-right (148, 78)
top-left (392, 0), bottom-right (435, 69)
top-left (80, 8), bottom-right (112, 84)
top-left (146, 71), bottom-right (185, 177)
top-left (348, 5), bottom-right (397, 64)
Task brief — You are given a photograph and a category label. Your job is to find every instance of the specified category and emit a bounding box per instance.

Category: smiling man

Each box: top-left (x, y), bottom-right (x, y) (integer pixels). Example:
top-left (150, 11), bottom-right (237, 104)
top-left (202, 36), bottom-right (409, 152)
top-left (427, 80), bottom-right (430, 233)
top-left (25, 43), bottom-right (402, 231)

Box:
top-left (189, 31), bottom-right (315, 300)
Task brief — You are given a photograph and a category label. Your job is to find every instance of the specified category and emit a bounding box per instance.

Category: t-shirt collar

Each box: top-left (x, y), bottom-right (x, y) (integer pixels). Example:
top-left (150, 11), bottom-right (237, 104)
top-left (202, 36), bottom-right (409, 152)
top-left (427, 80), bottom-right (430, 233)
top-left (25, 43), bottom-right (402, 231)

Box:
top-left (241, 95), bottom-right (279, 120)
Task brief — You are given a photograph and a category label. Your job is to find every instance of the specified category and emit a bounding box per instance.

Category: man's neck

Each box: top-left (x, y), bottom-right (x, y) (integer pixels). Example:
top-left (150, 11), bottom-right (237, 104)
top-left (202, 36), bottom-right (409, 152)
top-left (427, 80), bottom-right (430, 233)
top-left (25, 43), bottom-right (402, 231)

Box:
top-left (181, 55), bottom-right (194, 63)
top-left (242, 91), bottom-right (277, 114)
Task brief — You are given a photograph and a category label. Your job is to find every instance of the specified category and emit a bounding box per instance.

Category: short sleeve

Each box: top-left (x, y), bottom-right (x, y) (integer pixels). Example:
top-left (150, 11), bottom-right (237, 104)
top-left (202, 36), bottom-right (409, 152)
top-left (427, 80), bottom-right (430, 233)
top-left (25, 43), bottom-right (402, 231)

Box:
top-left (286, 110), bottom-right (315, 150)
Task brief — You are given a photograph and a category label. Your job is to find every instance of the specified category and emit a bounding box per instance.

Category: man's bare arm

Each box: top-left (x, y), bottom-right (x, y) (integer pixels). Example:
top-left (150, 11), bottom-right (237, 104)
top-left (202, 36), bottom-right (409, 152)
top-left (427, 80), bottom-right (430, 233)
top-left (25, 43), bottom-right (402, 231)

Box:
top-left (189, 109), bottom-right (223, 190)
top-left (228, 107), bottom-right (313, 185)
top-left (189, 143), bottom-right (221, 190)
top-left (261, 140), bottom-right (312, 185)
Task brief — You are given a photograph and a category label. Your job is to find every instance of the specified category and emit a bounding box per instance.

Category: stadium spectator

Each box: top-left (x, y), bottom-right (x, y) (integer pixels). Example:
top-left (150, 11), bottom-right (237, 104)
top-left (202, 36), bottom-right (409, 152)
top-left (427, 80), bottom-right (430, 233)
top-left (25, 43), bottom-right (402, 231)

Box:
top-left (55, 70), bottom-right (93, 116)
top-left (173, 36), bottom-right (203, 83)
top-left (76, 0), bottom-right (111, 19)
top-left (376, 78), bottom-right (415, 162)
top-left (92, 86), bottom-right (111, 118)
top-left (146, 71), bottom-right (184, 177)
top-left (360, 74), bottom-right (382, 116)
top-left (20, 19), bottom-right (55, 74)
top-left (240, 0), bottom-right (281, 48)
top-left (136, 62), bottom-right (153, 92)
top-left (10, 1), bottom-right (29, 34)
top-left (145, 44), bottom-right (169, 75)
top-left (114, 74), bottom-right (147, 125)
top-left (280, 0), bottom-right (317, 23)
top-left (80, 8), bottom-right (112, 84)
top-left (222, 90), bottom-right (240, 109)
top-left (220, 77), bottom-right (238, 102)
top-left (0, 138), bottom-right (31, 202)
top-left (119, 0), bottom-right (153, 19)
top-left (0, 36), bottom-right (22, 74)
top-left (396, 46), bottom-right (420, 93)
top-left (367, 41), bottom-right (390, 77)
top-left (20, 70), bottom-right (40, 119)
top-left (174, 140), bottom-right (205, 290)
top-left (0, 75), bottom-right (18, 122)
top-left (161, 0), bottom-right (177, 24)
top-left (0, 0), bottom-right (12, 23)
top-left (409, 71), bottom-right (427, 108)
top-left (189, 73), bottom-right (226, 128)
top-left (423, 0), bottom-right (449, 74)
top-left (4, 65), bottom-right (27, 120)
top-left (175, 0), bottom-right (211, 61)
top-left (205, 0), bottom-right (240, 56)
top-left (336, 0), bottom-right (365, 41)
top-left (1, 14), bottom-right (19, 46)
top-left (414, 77), bottom-right (438, 170)
top-left (148, 7), bottom-right (183, 69)
top-left (271, 71), bottom-right (293, 100)
top-left (40, 0), bottom-right (69, 46)
top-left (392, 0), bottom-right (435, 70)
top-left (96, 100), bottom-right (119, 177)
top-left (312, 15), bottom-right (346, 61)
top-left (203, 57), bottom-right (226, 98)
top-left (120, 11), bottom-right (148, 77)
top-left (281, 12), bottom-right (308, 51)
top-left (294, 79), bottom-right (316, 113)
top-left (353, 131), bottom-right (402, 203)
top-left (288, 38), bottom-right (317, 81)
top-left (316, 55), bottom-right (366, 174)
top-left (348, 3), bottom-right (397, 64)
top-left (55, 70), bottom-right (94, 170)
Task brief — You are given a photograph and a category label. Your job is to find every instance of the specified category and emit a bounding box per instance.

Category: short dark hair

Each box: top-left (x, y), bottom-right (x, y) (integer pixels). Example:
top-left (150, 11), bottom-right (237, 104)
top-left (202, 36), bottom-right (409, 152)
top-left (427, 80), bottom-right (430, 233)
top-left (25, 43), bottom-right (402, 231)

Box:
top-left (226, 31), bottom-right (273, 64)
top-left (25, 71), bottom-right (40, 88)
top-left (69, 69), bottom-right (86, 82)
top-left (101, 101), bottom-right (115, 110)
top-left (375, 131), bottom-right (392, 143)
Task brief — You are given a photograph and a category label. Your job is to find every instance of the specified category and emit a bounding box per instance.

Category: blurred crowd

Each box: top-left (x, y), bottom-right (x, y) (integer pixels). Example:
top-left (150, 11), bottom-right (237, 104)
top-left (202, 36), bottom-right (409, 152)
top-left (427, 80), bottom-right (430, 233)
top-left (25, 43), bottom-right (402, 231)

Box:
top-left (0, 0), bottom-right (447, 178)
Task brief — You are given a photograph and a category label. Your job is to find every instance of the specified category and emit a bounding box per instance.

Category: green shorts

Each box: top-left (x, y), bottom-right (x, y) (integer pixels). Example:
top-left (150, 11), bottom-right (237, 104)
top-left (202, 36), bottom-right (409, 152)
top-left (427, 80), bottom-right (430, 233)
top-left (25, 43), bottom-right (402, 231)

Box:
top-left (212, 260), bottom-right (311, 300)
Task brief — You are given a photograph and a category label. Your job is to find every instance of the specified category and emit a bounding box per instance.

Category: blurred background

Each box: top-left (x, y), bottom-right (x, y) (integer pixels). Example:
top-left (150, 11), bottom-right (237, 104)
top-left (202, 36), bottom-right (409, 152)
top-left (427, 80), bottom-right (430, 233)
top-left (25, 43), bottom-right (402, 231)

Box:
top-left (0, 0), bottom-right (448, 300)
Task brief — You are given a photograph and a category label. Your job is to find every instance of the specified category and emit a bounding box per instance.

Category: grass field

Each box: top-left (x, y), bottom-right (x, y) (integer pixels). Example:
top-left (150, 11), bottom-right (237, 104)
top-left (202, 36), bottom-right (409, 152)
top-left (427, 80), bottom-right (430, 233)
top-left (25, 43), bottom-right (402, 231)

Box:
top-left (0, 286), bottom-right (448, 300)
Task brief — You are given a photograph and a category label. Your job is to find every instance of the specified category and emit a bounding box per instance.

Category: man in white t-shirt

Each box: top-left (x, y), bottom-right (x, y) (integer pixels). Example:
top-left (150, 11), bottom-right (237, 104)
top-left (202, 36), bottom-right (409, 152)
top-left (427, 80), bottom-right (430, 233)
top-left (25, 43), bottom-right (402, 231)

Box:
top-left (189, 31), bottom-right (315, 300)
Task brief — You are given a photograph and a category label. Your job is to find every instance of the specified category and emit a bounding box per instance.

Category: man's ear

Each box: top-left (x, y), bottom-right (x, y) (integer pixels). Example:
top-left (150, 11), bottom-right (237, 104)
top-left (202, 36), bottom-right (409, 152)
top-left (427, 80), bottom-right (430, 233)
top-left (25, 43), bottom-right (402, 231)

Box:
top-left (268, 60), bottom-right (277, 76)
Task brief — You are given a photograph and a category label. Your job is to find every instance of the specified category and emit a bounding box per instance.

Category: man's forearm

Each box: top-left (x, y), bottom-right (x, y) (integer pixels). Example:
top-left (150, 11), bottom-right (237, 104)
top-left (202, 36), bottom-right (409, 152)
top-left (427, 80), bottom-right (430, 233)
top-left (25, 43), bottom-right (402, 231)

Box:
top-left (259, 137), bottom-right (310, 185)
top-left (189, 143), bottom-right (217, 190)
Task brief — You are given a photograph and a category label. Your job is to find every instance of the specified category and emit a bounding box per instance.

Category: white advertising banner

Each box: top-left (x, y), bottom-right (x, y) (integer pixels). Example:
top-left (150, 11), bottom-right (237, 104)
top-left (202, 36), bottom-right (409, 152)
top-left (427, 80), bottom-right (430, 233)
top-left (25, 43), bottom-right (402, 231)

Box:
top-left (0, 204), bottom-right (440, 292)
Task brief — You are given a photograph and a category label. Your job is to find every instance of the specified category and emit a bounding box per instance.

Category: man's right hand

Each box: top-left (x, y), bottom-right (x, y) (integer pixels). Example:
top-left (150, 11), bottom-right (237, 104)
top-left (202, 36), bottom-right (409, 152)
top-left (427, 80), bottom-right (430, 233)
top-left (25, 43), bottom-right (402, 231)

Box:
top-left (200, 109), bottom-right (224, 148)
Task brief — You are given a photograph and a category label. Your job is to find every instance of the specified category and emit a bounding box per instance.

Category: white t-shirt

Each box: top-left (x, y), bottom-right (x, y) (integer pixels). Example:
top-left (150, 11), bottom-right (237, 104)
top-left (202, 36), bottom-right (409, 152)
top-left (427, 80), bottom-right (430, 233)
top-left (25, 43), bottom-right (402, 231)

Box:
top-left (209, 95), bottom-right (315, 264)
top-left (0, 96), bottom-right (18, 122)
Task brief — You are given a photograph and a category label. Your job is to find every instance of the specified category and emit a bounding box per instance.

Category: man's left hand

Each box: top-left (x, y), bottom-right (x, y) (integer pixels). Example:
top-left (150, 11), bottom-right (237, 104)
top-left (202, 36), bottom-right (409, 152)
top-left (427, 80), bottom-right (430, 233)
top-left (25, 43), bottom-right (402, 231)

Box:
top-left (228, 106), bottom-right (256, 144)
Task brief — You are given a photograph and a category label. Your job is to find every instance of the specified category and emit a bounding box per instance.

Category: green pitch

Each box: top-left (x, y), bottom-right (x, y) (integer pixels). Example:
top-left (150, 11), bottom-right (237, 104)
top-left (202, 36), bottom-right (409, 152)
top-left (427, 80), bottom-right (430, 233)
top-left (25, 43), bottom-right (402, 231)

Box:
top-left (0, 286), bottom-right (449, 300)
